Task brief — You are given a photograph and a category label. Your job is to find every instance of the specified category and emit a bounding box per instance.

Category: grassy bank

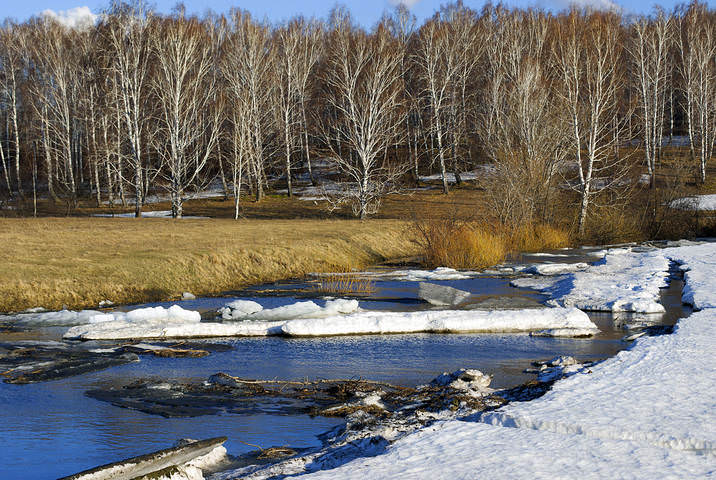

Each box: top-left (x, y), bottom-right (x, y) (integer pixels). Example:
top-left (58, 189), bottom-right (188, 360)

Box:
top-left (0, 218), bottom-right (417, 313)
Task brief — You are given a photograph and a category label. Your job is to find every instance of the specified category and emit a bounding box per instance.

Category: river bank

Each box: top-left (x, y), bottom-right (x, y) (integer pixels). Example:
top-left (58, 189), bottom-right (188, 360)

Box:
top-left (0, 218), bottom-right (417, 313)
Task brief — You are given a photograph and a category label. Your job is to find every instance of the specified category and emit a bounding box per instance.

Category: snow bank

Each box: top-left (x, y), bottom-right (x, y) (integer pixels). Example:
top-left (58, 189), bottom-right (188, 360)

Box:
top-left (293, 419), bottom-right (714, 480)
top-left (481, 308), bottom-right (716, 452)
top-left (219, 299), bottom-right (359, 321)
top-left (279, 307), bottom-right (594, 337)
top-left (511, 248), bottom-right (670, 313)
top-left (64, 307), bottom-right (595, 340)
top-left (664, 243), bottom-right (716, 310)
top-left (4, 305), bottom-right (200, 328)
top-left (92, 210), bottom-right (209, 219)
top-left (485, 262), bottom-right (589, 276)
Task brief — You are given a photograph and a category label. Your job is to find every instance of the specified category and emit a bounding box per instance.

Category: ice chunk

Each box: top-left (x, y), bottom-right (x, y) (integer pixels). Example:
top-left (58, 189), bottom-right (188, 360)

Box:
top-left (220, 299), bottom-right (359, 322)
top-left (523, 262), bottom-right (589, 275)
top-left (218, 300), bottom-right (264, 320)
top-left (418, 282), bottom-right (471, 306)
top-left (431, 369), bottom-right (493, 394)
top-left (530, 328), bottom-right (597, 338)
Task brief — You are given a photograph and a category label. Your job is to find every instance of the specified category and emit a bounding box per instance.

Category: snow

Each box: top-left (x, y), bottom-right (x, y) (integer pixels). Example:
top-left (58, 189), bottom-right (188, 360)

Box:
top-left (664, 243), bottom-right (716, 310)
top-left (2, 309), bottom-right (103, 327)
top-left (218, 299), bottom-right (359, 321)
top-left (485, 262), bottom-right (590, 276)
top-left (669, 194), bottom-right (716, 211)
top-left (278, 307), bottom-right (594, 337)
top-left (63, 306), bottom-right (595, 340)
top-left (511, 248), bottom-right (671, 313)
top-left (281, 241), bottom-right (716, 480)
top-left (293, 420), bottom-right (714, 480)
top-left (325, 267), bottom-right (479, 282)
top-left (92, 210), bottom-right (209, 219)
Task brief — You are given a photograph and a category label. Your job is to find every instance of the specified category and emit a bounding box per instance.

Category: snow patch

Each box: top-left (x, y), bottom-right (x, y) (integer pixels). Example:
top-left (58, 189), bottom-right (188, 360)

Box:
top-left (511, 248), bottom-right (670, 313)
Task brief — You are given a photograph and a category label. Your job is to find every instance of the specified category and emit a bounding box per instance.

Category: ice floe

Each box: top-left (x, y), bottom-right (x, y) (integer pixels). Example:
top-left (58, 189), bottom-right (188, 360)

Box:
top-left (316, 267), bottom-right (479, 282)
top-left (218, 299), bottom-right (359, 322)
top-left (64, 306), bottom-right (595, 340)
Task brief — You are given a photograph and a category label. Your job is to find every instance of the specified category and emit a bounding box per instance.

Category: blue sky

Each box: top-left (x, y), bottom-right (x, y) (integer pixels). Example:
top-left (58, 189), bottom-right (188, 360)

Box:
top-left (6, 0), bottom-right (716, 27)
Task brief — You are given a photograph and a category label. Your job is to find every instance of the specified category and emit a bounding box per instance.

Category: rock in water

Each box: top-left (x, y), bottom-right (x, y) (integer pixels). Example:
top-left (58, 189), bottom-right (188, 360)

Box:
top-left (182, 292), bottom-right (197, 301)
top-left (418, 282), bottom-right (471, 306)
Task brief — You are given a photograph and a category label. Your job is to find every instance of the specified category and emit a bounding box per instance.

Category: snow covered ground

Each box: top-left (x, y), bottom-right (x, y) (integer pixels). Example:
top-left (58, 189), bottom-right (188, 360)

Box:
top-left (92, 210), bottom-right (209, 219)
top-left (511, 247), bottom-right (671, 313)
top-left (670, 194), bottom-right (716, 211)
top-left (275, 241), bottom-right (716, 479)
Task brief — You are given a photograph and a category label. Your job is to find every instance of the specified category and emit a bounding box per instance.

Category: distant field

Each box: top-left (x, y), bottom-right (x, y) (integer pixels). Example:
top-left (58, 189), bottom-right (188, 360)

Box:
top-left (0, 218), bottom-right (417, 312)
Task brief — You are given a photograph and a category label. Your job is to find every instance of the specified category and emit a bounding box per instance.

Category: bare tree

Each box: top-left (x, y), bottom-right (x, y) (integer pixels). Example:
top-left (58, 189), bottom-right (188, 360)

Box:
top-left (677, 2), bottom-right (715, 184)
top-left (318, 20), bottom-right (407, 219)
top-left (414, 16), bottom-right (461, 194)
top-left (554, 10), bottom-right (633, 234)
top-left (479, 8), bottom-right (566, 227)
top-left (222, 11), bottom-right (275, 203)
top-left (629, 11), bottom-right (673, 188)
top-left (0, 21), bottom-right (27, 197)
top-left (104, 0), bottom-right (153, 216)
top-left (151, 10), bottom-right (220, 218)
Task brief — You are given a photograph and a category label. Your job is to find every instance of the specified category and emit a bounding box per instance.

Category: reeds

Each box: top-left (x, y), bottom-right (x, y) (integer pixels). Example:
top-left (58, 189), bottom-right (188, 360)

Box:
top-left (414, 217), bottom-right (570, 269)
top-left (312, 273), bottom-right (376, 295)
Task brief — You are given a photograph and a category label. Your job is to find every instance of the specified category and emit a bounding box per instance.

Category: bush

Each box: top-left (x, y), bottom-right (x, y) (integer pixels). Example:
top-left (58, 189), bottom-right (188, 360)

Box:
top-left (414, 218), bottom-right (507, 269)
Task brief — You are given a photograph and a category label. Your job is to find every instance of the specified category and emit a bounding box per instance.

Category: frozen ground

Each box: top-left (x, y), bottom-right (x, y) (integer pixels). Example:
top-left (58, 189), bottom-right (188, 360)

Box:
top-left (264, 241), bottom-right (716, 480)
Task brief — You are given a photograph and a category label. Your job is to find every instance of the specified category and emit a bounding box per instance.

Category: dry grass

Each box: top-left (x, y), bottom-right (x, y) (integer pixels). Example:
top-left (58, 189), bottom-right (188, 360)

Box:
top-left (414, 219), bottom-right (507, 269)
top-left (312, 273), bottom-right (376, 295)
top-left (414, 216), bottom-right (571, 270)
top-left (0, 218), bottom-right (416, 312)
top-left (508, 223), bottom-right (571, 252)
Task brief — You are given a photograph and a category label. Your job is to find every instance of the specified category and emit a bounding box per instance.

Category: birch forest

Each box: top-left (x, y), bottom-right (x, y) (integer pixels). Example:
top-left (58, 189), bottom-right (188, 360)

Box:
top-left (0, 1), bottom-right (714, 231)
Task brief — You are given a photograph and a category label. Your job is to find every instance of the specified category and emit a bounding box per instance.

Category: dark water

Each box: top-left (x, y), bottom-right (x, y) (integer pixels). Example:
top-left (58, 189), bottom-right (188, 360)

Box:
top-left (0, 253), bottom-right (689, 480)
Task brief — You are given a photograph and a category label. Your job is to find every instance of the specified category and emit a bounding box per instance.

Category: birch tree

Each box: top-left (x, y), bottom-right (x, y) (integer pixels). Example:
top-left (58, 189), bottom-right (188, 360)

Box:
top-left (151, 11), bottom-right (220, 218)
top-left (677, 2), bottom-right (715, 184)
top-left (629, 12), bottom-right (672, 188)
top-left (222, 11), bottom-right (274, 203)
top-left (0, 22), bottom-right (27, 197)
top-left (104, 0), bottom-right (153, 216)
top-left (555, 10), bottom-right (632, 234)
top-left (415, 17), bottom-right (461, 194)
top-left (319, 20), bottom-right (407, 219)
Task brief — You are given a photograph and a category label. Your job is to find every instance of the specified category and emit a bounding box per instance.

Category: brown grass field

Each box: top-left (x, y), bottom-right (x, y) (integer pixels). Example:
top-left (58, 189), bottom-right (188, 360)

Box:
top-left (0, 217), bottom-right (417, 312)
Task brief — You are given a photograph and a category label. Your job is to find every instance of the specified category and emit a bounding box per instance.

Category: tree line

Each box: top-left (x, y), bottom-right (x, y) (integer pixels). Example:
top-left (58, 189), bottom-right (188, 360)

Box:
top-left (0, 1), bottom-right (714, 231)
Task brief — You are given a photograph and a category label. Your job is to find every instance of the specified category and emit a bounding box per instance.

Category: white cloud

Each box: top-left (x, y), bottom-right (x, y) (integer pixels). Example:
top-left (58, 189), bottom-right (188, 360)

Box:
top-left (389, 0), bottom-right (421, 9)
top-left (554, 0), bottom-right (622, 12)
top-left (40, 6), bottom-right (98, 29)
